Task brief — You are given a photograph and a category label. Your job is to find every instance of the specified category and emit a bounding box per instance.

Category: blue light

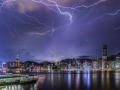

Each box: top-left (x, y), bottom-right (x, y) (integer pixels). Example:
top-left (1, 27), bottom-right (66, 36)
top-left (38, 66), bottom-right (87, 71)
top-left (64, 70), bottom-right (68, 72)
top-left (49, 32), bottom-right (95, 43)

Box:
top-left (83, 72), bottom-right (91, 90)
top-left (68, 72), bottom-right (71, 89)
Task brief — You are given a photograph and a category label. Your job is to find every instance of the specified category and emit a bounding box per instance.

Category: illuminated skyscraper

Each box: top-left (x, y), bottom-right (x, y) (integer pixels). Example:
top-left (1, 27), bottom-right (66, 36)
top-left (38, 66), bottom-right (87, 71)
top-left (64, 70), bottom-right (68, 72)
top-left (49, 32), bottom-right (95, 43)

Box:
top-left (102, 45), bottom-right (108, 70)
top-left (16, 55), bottom-right (20, 68)
top-left (15, 55), bottom-right (21, 74)
top-left (102, 45), bottom-right (108, 60)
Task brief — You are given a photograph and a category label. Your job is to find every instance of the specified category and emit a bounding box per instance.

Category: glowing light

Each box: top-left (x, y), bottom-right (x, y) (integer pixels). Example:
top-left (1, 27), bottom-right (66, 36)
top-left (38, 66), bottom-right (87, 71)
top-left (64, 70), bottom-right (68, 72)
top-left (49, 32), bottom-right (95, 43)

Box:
top-left (115, 72), bottom-right (120, 87)
top-left (76, 73), bottom-right (80, 89)
top-left (83, 73), bottom-right (91, 90)
top-left (73, 0), bottom-right (107, 9)
top-left (0, 0), bottom-right (108, 25)
top-left (108, 9), bottom-right (120, 16)
top-left (68, 72), bottom-right (71, 89)
top-left (0, 0), bottom-right (117, 37)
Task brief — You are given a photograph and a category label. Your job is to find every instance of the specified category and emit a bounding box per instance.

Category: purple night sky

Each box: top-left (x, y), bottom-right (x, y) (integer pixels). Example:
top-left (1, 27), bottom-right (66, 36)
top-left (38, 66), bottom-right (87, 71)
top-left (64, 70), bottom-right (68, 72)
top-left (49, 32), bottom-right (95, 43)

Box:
top-left (0, 0), bottom-right (120, 61)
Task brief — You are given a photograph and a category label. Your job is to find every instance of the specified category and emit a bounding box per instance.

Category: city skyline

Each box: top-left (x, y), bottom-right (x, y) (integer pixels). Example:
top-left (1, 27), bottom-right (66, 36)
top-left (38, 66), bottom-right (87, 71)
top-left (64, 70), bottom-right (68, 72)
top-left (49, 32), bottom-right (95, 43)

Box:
top-left (0, 0), bottom-right (120, 61)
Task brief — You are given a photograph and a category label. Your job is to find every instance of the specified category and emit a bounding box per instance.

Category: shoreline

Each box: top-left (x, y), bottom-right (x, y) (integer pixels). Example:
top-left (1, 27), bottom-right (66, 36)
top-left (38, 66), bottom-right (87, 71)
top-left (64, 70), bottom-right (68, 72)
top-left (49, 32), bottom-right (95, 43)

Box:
top-left (0, 75), bottom-right (39, 86)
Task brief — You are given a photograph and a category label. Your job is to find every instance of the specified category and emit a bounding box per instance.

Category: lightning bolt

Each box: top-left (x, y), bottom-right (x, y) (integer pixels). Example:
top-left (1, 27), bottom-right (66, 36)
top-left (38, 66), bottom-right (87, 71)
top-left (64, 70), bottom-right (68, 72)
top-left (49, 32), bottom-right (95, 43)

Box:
top-left (107, 9), bottom-right (120, 30)
top-left (0, 0), bottom-right (109, 36)
top-left (73, 0), bottom-right (107, 9)
top-left (31, 0), bottom-right (73, 25)
top-left (48, 0), bottom-right (73, 25)
top-left (28, 23), bottom-right (66, 36)
top-left (1, 0), bottom-right (107, 25)
top-left (108, 9), bottom-right (120, 16)
top-left (31, 0), bottom-right (107, 25)
top-left (0, 0), bottom-right (16, 11)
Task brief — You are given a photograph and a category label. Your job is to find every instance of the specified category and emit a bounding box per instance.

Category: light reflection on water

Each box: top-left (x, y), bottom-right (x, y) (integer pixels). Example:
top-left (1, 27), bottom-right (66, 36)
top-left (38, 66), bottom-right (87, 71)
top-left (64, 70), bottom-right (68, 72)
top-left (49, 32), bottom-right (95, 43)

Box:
top-left (83, 72), bottom-right (91, 90)
top-left (115, 71), bottom-right (120, 87)
top-left (1, 72), bottom-right (120, 90)
top-left (67, 72), bottom-right (72, 89)
top-left (0, 84), bottom-right (37, 90)
top-left (75, 73), bottom-right (80, 90)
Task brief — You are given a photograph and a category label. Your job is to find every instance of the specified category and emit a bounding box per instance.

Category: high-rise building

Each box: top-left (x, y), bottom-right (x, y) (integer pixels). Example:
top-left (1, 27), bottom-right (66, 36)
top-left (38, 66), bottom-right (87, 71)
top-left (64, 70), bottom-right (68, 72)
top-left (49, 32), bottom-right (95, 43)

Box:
top-left (16, 56), bottom-right (20, 68)
top-left (102, 45), bottom-right (108, 60)
top-left (115, 55), bottom-right (120, 70)
top-left (15, 55), bottom-right (21, 74)
top-left (102, 45), bottom-right (108, 70)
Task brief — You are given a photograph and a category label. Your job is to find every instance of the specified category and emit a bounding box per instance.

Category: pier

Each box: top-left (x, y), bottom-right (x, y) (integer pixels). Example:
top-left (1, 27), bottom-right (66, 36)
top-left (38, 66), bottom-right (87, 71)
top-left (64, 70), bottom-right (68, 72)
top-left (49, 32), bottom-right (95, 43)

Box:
top-left (0, 75), bottom-right (38, 86)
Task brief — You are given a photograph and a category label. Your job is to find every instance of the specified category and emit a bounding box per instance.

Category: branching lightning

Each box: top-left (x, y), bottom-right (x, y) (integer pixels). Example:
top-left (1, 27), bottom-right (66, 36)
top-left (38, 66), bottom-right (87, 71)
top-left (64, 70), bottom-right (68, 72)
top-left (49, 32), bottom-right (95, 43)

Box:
top-left (0, 0), bottom-right (119, 61)
top-left (0, 0), bottom-right (16, 11)
top-left (0, 0), bottom-right (108, 25)
top-left (73, 0), bottom-right (107, 9)
top-left (48, 0), bottom-right (73, 25)
top-left (31, 0), bottom-right (107, 25)
top-left (0, 0), bottom-right (117, 37)
top-left (108, 9), bottom-right (120, 16)
top-left (29, 0), bottom-right (108, 36)
top-left (108, 9), bottom-right (120, 30)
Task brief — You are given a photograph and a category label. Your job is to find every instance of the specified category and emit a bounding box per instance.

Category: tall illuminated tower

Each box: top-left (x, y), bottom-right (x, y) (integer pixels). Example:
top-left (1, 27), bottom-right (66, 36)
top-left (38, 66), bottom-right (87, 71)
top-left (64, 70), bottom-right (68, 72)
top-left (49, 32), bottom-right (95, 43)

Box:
top-left (15, 54), bottom-right (21, 74)
top-left (102, 45), bottom-right (108, 61)
top-left (102, 45), bottom-right (108, 70)
top-left (16, 55), bottom-right (20, 68)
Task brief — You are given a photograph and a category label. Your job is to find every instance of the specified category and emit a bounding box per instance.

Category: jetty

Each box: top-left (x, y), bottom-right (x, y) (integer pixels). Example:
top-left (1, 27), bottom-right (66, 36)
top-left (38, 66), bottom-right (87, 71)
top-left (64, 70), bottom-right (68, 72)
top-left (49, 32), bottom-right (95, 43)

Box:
top-left (0, 75), bottom-right (38, 86)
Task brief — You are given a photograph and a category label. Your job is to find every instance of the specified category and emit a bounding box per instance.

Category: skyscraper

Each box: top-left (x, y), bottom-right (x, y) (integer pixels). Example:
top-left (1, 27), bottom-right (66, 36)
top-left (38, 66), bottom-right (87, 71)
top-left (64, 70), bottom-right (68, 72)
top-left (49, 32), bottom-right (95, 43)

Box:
top-left (102, 45), bottom-right (108, 60)
top-left (102, 45), bottom-right (108, 70)
top-left (16, 55), bottom-right (20, 68)
top-left (15, 55), bottom-right (21, 74)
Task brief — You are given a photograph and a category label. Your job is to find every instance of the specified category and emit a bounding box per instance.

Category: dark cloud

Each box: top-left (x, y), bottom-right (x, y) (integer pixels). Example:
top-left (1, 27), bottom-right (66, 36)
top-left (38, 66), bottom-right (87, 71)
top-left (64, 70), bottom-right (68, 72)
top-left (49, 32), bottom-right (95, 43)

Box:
top-left (0, 0), bottom-right (120, 61)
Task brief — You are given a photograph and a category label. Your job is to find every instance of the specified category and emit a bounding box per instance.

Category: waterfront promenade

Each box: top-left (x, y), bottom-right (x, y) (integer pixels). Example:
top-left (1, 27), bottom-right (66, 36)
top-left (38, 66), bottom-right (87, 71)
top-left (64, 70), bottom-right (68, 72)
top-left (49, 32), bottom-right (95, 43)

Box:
top-left (0, 74), bottom-right (38, 86)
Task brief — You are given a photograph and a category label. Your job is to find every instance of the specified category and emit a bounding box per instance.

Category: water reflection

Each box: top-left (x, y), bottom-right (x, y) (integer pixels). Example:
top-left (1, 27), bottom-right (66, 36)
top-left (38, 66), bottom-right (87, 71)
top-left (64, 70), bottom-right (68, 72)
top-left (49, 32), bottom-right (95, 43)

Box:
top-left (1, 72), bottom-right (120, 90)
top-left (75, 73), bottom-right (80, 90)
top-left (115, 71), bottom-right (120, 87)
top-left (101, 71), bottom-right (105, 86)
top-left (67, 72), bottom-right (72, 89)
top-left (83, 71), bottom-right (91, 90)
top-left (106, 72), bottom-right (110, 90)
top-left (0, 76), bottom-right (45, 90)
top-left (50, 73), bottom-right (54, 87)
top-left (92, 73), bottom-right (98, 86)
top-left (0, 84), bottom-right (36, 90)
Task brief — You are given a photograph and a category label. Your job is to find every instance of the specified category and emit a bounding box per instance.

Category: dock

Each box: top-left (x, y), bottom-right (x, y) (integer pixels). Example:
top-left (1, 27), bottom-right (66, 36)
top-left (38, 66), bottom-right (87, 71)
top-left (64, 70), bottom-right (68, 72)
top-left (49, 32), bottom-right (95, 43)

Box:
top-left (0, 75), bottom-right (38, 86)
